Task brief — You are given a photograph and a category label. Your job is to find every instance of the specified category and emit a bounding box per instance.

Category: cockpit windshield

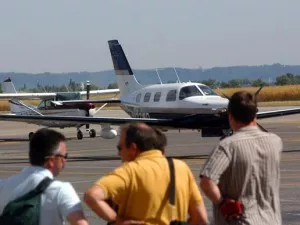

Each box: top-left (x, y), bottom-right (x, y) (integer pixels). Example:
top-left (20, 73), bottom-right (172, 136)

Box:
top-left (197, 85), bottom-right (217, 96)
top-left (179, 85), bottom-right (203, 100)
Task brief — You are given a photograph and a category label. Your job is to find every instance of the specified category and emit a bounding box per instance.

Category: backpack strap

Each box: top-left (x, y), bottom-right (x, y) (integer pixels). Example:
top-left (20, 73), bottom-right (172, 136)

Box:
top-left (33, 177), bottom-right (53, 194)
top-left (15, 177), bottom-right (53, 201)
top-left (167, 158), bottom-right (175, 206)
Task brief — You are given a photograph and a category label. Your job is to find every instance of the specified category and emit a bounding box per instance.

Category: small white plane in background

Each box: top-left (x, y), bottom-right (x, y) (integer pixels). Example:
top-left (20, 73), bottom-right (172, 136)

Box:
top-left (0, 78), bottom-right (119, 140)
top-left (1, 39), bottom-right (300, 140)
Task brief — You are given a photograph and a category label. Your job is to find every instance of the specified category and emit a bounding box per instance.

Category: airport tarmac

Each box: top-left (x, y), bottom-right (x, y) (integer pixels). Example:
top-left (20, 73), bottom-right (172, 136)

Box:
top-left (0, 108), bottom-right (300, 224)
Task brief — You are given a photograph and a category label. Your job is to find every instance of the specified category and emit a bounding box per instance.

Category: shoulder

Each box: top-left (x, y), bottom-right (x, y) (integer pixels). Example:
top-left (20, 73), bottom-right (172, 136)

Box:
top-left (172, 159), bottom-right (192, 172)
top-left (47, 180), bottom-right (79, 199)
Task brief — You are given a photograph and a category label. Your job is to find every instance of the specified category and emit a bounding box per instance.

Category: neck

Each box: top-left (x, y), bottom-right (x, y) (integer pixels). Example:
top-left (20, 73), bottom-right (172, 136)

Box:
top-left (234, 119), bottom-right (257, 131)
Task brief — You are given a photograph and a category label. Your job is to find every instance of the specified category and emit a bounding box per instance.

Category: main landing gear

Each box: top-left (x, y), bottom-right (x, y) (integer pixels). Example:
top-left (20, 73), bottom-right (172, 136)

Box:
top-left (76, 128), bottom-right (96, 140)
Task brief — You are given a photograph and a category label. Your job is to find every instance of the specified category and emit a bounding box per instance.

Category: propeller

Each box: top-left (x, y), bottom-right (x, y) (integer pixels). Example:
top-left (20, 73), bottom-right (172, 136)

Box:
top-left (86, 80), bottom-right (90, 130)
top-left (253, 85), bottom-right (268, 132)
top-left (219, 85), bottom-right (267, 139)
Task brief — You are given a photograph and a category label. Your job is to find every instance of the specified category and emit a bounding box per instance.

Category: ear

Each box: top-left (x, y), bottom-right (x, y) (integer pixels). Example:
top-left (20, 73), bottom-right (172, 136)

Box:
top-left (131, 143), bottom-right (138, 152)
top-left (44, 157), bottom-right (54, 169)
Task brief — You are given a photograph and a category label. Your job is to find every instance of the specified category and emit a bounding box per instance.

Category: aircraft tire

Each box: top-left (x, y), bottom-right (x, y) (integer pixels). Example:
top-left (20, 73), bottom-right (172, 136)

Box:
top-left (89, 129), bottom-right (96, 138)
top-left (77, 131), bottom-right (83, 140)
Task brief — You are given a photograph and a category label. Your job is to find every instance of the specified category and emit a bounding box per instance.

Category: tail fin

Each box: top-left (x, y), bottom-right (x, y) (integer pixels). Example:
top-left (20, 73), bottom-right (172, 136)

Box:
top-left (2, 78), bottom-right (29, 114)
top-left (108, 40), bottom-right (143, 96)
top-left (2, 78), bottom-right (17, 94)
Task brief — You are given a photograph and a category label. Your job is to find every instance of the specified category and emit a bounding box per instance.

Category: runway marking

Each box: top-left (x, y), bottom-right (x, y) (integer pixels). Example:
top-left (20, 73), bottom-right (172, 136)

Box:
top-left (0, 142), bottom-right (22, 145)
top-left (285, 138), bottom-right (300, 142)
top-left (281, 182), bottom-right (300, 187)
top-left (71, 180), bottom-right (96, 184)
top-left (281, 199), bottom-right (300, 203)
top-left (286, 212), bottom-right (300, 216)
top-left (282, 169), bottom-right (300, 172)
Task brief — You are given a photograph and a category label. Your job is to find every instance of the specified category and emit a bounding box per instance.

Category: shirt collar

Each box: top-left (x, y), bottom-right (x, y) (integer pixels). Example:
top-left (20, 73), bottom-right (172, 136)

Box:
top-left (236, 125), bottom-right (260, 133)
top-left (22, 166), bottom-right (54, 179)
top-left (136, 150), bottom-right (163, 160)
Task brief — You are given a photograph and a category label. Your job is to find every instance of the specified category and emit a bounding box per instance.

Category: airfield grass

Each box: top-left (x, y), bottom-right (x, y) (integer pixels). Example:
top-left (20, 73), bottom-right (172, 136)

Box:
top-left (1, 85), bottom-right (300, 111)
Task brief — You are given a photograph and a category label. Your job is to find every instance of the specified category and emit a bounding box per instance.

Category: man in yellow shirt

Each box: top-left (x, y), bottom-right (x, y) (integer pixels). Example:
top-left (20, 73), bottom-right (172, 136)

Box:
top-left (84, 122), bottom-right (208, 225)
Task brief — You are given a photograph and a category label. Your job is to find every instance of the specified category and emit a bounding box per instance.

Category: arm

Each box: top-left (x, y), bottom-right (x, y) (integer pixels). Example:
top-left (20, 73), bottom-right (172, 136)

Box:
top-left (84, 185), bottom-right (144, 225)
top-left (186, 163), bottom-right (209, 225)
top-left (57, 182), bottom-right (89, 225)
top-left (67, 211), bottom-right (89, 225)
top-left (199, 144), bottom-right (230, 203)
top-left (84, 184), bottom-right (117, 222)
top-left (188, 203), bottom-right (209, 225)
top-left (199, 176), bottom-right (222, 205)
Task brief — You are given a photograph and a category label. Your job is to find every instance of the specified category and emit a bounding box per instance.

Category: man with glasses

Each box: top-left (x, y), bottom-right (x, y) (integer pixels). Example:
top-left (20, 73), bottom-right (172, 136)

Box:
top-left (0, 128), bottom-right (89, 225)
top-left (84, 122), bottom-right (208, 225)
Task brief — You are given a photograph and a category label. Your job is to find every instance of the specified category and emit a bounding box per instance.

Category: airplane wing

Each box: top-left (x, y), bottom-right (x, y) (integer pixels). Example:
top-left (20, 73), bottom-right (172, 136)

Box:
top-left (257, 108), bottom-right (300, 119)
top-left (0, 89), bottom-right (120, 100)
top-left (79, 89), bottom-right (119, 96)
top-left (0, 93), bottom-right (56, 100)
top-left (51, 98), bottom-right (121, 106)
top-left (1, 107), bottom-right (300, 130)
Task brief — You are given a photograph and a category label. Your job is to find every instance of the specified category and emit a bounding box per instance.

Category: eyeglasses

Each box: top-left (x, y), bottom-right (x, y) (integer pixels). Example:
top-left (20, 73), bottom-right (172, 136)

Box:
top-left (54, 153), bottom-right (68, 159)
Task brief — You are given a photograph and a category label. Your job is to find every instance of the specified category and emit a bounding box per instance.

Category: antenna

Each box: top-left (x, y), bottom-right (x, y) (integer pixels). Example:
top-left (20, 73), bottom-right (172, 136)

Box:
top-left (173, 67), bottom-right (181, 83)
top-left (155, 69), bottom-right (163, 84)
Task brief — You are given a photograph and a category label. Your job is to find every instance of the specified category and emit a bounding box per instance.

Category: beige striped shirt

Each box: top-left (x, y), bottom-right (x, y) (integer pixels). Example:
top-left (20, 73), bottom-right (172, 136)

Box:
top-left (200, 125), bottom-right (282, 225)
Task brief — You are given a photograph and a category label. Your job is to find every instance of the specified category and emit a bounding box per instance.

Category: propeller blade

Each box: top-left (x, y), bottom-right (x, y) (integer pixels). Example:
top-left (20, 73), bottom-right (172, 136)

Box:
top-left (222, 93), bottom-right (231, 100)
top-left (255, 85), bottom-right (263, 97)
top-left (257, 122), bottom-right (268, 132)
top-left (86, 80), bottom-right (90, 130)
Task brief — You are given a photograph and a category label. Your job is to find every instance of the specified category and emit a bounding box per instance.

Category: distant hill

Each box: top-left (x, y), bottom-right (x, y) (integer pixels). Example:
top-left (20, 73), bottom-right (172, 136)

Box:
top-left (2, 63), bottom-right (300, 90)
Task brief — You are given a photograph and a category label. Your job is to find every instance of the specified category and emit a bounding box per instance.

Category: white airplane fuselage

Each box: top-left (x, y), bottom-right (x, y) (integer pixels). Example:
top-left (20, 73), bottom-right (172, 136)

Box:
top-left (118, 82), bottom-right (229, 119)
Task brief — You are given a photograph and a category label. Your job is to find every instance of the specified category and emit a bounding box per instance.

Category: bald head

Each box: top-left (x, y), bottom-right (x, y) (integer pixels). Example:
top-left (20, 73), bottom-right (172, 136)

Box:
top-left (120, 122), bottom-right (167, 152)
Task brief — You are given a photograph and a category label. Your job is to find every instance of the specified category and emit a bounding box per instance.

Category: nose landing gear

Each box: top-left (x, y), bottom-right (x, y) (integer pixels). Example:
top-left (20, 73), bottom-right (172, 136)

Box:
top-left (76, 128), bottom-right (96, 140)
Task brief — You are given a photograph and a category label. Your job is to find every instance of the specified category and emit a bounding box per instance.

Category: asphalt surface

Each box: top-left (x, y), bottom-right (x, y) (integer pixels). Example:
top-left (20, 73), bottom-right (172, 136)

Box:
top-left (0, 107), bottom-right (300, 224)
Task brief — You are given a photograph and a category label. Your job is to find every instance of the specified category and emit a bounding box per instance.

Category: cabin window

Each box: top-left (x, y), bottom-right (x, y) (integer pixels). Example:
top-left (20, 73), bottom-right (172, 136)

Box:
top-left (197, 85), bottom-right (217, 96)
top-left (38, 100), bottom-right (46, 110)
top-left (144, 92), bottom-right (151, 102)
top-left (166, 90), bottom-right (177, 101)
top-left (136, 93), bottom-right (141, 103)
top-left (179, 85), bottom-right (202, 100)
top-left (153, 92), bottom-right (161, 102)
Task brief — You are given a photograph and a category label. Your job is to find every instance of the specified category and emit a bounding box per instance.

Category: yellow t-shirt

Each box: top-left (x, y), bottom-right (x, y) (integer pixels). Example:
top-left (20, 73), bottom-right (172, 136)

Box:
top-left (95, 150), bottom-right (203, 225)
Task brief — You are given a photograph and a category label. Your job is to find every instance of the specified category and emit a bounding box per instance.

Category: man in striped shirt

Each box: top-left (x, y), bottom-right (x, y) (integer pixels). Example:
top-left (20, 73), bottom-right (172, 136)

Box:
top-left (199, 91), bottom-right (282, 224)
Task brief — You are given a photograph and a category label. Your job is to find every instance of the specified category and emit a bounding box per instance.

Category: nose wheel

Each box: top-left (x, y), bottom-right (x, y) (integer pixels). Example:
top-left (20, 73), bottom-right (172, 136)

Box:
top-left (77, 130), bottom-right (83, 140)
top-left (76, 128), bottom-right (96, 140)
top-left (89, 129), bottom-right (96, 138)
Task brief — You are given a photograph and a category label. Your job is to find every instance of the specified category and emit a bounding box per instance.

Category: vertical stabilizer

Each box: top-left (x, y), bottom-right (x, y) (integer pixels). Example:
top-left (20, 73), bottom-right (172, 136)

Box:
top-left (2, 78), bottom-right (17, 94)
top-left (2, 78), bottom-right (28, 114)
top-left (108, 40), bottom-right (143, 96)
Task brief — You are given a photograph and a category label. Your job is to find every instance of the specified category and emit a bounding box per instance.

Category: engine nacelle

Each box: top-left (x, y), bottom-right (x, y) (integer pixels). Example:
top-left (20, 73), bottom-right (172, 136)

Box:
top-left (100, 128), bottom-right (118, 139)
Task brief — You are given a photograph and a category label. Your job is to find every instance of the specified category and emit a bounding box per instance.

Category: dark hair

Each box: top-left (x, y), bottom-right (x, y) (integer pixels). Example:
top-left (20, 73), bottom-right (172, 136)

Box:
top-left (153, 128), bottom-right (167, 152)
top-left (121, 123), bottom-right (166, 152)
top-left (29, 128), bottom-right (66, 166)
top-left (228, 91), bottom-right (257, 124)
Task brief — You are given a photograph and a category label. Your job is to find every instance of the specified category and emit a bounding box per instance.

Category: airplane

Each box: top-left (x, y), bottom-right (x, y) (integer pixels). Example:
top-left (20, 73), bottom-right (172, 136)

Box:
top-left (1, 39), bottom-right (300, 140)
top-left (0, 79), bottom-right (119, 100)
top-left (0, 78), bottom-right (119, 140)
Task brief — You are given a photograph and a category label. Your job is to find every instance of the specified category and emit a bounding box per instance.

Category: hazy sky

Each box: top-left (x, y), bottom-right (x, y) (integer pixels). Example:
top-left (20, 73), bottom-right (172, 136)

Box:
top-left (0, 0), bottom-right (299, 73)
